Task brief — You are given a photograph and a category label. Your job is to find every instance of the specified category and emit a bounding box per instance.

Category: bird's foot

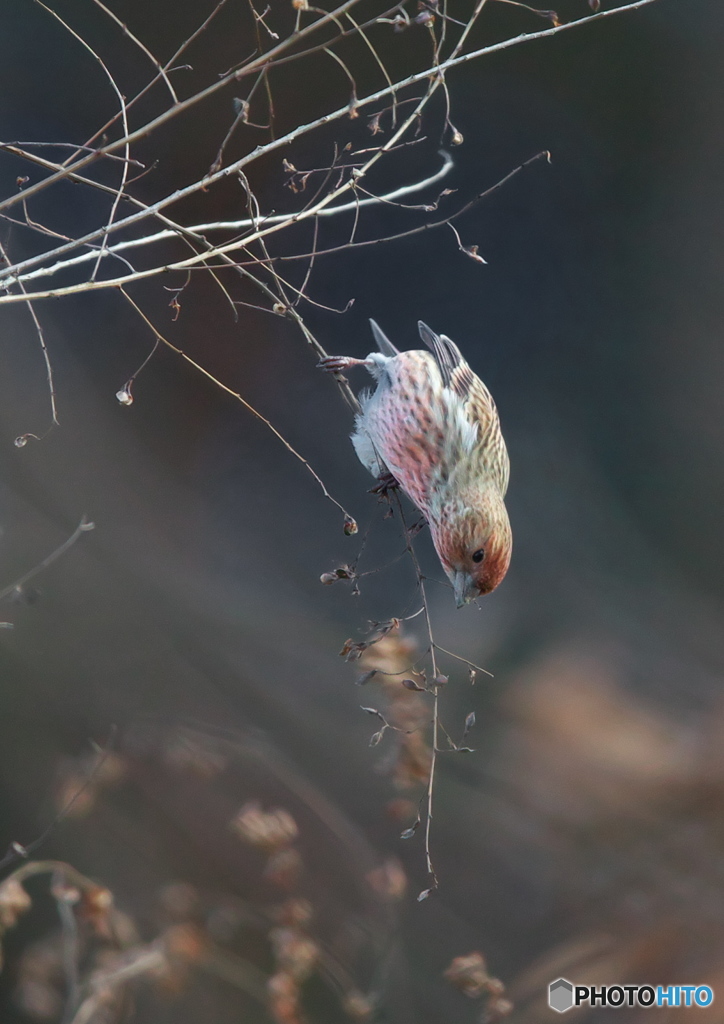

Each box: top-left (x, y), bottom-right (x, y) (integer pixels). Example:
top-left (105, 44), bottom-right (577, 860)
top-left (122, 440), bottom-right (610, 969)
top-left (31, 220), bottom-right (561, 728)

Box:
top-left (318, 355), bottom-right (372, 373)
top-left (369, 472), bottom-right (400, 498)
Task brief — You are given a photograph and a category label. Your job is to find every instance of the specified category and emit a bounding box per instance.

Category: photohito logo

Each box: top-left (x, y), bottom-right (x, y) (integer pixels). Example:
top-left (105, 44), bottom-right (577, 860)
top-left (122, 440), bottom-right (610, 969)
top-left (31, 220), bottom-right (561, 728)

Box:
top-left (548, 979), bottom-right (714, 1012)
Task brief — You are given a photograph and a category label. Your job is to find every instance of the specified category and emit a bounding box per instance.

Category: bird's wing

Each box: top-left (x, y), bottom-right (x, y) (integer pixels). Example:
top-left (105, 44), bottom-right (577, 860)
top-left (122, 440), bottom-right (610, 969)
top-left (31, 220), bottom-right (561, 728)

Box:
top-left (465, 373), bottom-right (510, 495)
top-left (418, 321), bottom-right (510, 495)
top-left (418, 320), bottom-right (477, 398)
top-left (369, 319), bottom-right (400, 357)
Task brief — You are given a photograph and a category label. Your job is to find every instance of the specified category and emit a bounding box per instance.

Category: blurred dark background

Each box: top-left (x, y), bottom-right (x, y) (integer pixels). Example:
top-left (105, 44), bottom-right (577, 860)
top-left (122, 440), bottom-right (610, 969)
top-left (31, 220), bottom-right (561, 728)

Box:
top-left (1, 0), bottom-right (724, 1020)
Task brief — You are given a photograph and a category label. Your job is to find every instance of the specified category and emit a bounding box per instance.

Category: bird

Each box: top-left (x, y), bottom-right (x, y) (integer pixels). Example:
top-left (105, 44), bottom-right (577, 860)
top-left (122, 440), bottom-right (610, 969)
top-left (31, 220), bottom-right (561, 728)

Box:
top-left (319, 320), bottom-right (512, 607)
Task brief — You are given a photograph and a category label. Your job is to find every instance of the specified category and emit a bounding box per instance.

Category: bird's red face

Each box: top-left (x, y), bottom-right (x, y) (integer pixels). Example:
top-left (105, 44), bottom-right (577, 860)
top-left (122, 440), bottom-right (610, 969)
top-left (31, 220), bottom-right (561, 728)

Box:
top-left (432, 498), bottom-right (512, 607)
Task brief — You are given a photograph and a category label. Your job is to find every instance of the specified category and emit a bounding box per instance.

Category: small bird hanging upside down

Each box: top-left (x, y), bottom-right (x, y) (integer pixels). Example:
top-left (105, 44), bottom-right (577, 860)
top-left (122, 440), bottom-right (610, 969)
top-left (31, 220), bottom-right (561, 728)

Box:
top-left (320, 320), bottom-right (512, 607)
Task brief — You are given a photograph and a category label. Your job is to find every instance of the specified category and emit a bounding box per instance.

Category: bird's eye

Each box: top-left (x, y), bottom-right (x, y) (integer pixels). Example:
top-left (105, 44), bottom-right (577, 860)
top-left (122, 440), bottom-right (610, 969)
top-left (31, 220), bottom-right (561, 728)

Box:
top-left (472, 549), bottom-right (485, 564)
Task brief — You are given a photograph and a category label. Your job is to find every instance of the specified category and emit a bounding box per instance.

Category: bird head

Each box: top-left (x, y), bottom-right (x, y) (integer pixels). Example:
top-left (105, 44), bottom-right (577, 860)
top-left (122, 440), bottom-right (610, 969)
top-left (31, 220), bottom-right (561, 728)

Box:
top-left (430, 490), bottom-right (512, 607)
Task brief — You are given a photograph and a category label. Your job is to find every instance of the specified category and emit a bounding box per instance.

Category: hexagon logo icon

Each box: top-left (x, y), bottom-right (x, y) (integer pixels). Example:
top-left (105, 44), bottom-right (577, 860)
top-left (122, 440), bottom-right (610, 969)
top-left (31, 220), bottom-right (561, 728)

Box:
top-left (549, 978), bottom-right (574, 1013)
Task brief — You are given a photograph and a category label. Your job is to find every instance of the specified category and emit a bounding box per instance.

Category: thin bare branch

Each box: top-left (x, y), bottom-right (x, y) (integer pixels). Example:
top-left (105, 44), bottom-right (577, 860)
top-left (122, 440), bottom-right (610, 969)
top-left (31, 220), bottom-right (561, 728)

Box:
top-left (89, 0), bottom-right (179, 103)
top-left (0, 517), bottom-right (94, 604)
top-left (393, 494), bottom-right (441, 896)
top-left (118, 289), bottom-right (357, 527)
top-left (30, 1), bottom-right (132, 281)
top-left (0, 238), bottom-right (59, 438)
top-left (0, 0), bottom-right (370, 217)
top-left (2, 153), bottom-right (454, 290)
top-left (0, 0), bottom-right (661, 237)
top-left (0, 728), bottom-right (117, 875)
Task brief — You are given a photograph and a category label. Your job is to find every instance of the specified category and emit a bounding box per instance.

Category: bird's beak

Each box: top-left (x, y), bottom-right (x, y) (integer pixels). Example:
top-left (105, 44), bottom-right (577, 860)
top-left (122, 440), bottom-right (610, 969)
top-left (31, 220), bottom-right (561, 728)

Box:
top-left (452, 570), bottom-right (475, 609)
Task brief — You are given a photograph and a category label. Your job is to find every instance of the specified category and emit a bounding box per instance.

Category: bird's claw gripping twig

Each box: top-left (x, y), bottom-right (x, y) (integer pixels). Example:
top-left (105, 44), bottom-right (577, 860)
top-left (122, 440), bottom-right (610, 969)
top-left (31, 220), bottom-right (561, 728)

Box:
top-left (318, 355), bottom-right (371, 373)
top-left (369, 472), bottom-right (400, 498)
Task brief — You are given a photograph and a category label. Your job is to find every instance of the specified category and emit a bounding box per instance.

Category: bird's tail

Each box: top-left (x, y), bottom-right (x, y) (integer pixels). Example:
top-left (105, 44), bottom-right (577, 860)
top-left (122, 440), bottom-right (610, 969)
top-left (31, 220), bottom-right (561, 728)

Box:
top-left (369, 319), bottom-right (399, 357)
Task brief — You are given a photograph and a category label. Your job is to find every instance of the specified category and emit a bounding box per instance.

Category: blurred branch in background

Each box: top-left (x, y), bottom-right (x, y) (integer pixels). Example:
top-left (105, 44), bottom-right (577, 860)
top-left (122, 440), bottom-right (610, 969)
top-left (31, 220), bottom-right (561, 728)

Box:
top-left (1, 721), bottom-right (408, 1024)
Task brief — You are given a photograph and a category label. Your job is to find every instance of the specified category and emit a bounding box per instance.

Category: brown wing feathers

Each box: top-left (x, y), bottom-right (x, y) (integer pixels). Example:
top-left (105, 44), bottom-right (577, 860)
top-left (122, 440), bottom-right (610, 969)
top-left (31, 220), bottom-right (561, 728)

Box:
top-left (418, 320), bottom-right (476, 399)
